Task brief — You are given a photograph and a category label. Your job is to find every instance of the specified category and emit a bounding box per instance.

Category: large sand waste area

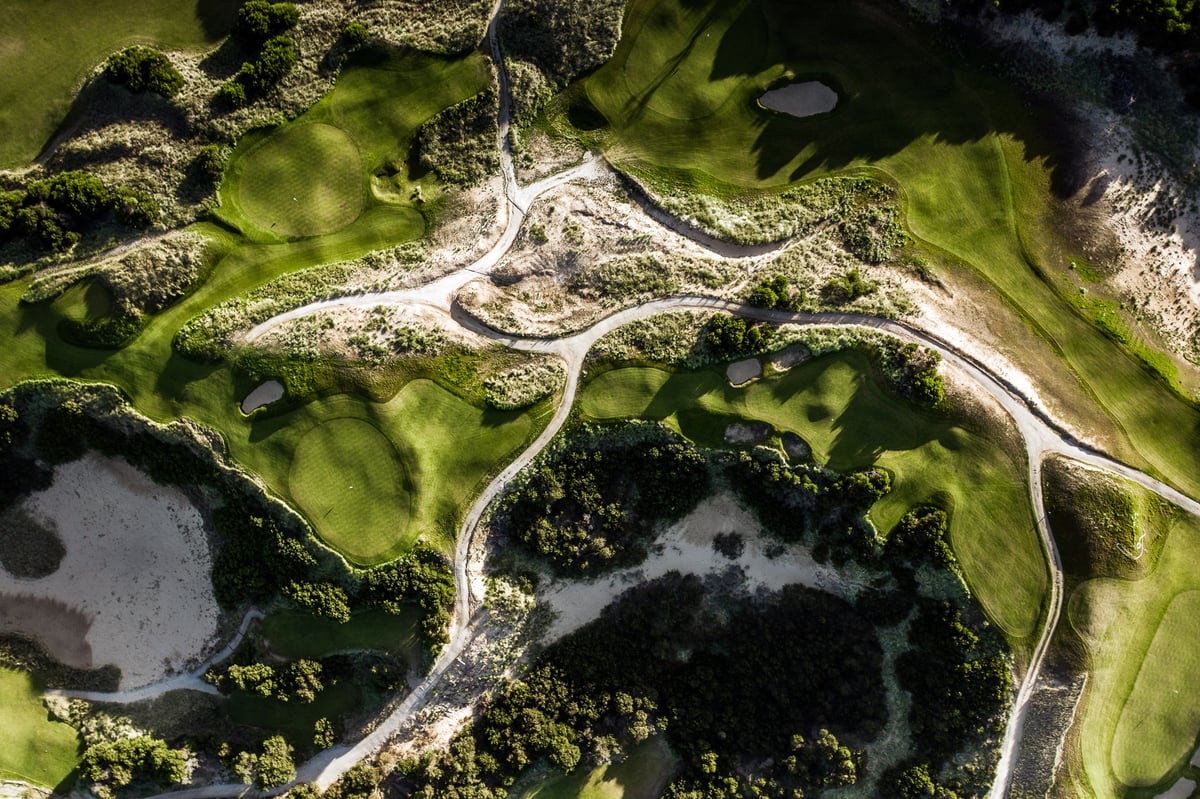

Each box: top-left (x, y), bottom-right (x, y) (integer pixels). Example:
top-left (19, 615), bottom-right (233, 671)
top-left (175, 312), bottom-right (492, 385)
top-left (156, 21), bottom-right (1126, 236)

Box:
top-left (0, 453), bottom-right (220, 689)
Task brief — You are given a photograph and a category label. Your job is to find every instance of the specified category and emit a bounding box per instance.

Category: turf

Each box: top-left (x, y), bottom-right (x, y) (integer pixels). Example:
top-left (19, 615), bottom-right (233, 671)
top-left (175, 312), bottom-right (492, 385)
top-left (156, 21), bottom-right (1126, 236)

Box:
top-left (226, 681), bottom-right (360, 744)
top-left (288, 418), bottom-right (412, 564)
top-left (1065, 500), bottom-right (1200, 797)
top-left (0, 669), bottom-right (79, 788)
top-left (517, 736), bottom-right (677, 799)
top-left (0, 0), bottom-right (237, 168)
top-left (262, 607), bottom-right (422, 660)
top-left (233, 123), bottom-right (366, 238)
top-left (578, 352), bottom-right (1047, 647)
top-left (574, 0), bottom-right (1200, 510)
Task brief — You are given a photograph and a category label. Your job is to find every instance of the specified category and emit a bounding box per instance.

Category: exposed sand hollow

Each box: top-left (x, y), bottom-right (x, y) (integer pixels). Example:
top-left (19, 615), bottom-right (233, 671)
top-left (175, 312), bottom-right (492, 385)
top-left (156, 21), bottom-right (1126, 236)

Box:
top-left (0, 453), bottom-right (220, 689)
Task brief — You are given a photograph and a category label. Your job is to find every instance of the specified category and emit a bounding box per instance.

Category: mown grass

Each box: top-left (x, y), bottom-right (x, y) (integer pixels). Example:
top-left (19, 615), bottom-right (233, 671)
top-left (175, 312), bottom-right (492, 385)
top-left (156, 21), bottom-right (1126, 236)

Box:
top-left (0, 0), bottom-right (237, 168)
top-left (517, 736), bottom-right (677, 799)
top-left (262, 607), bottom-right (421, 660)
top-left (288, 418), bottom-right (412, 564)
top-left (578, 351), bottom-right (1046, 648)
top-left (0, 669), bottom-right (79, 789)
top-left (1063, 494), bottom-right (1200, 797)
top-left (571, 0), bottom-right (1200, 507)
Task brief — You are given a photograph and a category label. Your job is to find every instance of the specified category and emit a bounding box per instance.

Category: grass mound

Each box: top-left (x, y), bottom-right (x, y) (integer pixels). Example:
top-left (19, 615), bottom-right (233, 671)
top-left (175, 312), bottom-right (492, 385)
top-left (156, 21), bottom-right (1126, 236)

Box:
top-left (288, 417), bottom-right (411, 565)
top-left (578, 350), bottom-right (1046, 646)
top-left (0, 668), bottom-right (79, 787)
top-left (235, 123), bottom-right (365, 238)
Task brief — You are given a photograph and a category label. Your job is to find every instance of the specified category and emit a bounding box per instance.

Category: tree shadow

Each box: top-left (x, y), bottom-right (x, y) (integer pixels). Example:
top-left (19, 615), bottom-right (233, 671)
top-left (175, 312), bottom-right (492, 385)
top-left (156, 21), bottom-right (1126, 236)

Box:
top-left (195, 0), bottom-right (241, 41)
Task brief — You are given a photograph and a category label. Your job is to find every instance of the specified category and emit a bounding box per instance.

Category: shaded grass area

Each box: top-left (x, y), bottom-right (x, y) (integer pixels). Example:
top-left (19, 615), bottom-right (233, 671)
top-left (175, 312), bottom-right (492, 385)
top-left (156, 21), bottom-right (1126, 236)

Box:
top-left (226, 681), bottom-right (360, 744)
top-left (288, 418), bottom-right (412, 564)
top-left (0, 668), bottom-right (79, 789)
top-left (516, 736), bottom-right (677, 799)
top-left (0, 0), bottom-right (238, 168)
top-left (571, 0), bottom-right (1200, 505)
top-left (262, 607), bottom-right (421, 660)
top-left (578, 351), bottom-right (1046, 646)
top-left (1063, 491), bottom-right (1200, 797)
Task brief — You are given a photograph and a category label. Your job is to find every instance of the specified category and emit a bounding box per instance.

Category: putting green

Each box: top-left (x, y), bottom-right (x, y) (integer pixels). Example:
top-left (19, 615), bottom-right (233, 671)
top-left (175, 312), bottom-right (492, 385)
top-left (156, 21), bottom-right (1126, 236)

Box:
top-left (0, 669), bottom-right (79, 788)
top-left (289, 417), bottom-right (412, 564)
top-left (578, 352), bottom-right (1046, 646)
top-left (235, 123), bottom-right (365, 238)
top-left (517, 736), bottom-right (676, 799)
top-left (1111, 590), bottom-right (1200, 787)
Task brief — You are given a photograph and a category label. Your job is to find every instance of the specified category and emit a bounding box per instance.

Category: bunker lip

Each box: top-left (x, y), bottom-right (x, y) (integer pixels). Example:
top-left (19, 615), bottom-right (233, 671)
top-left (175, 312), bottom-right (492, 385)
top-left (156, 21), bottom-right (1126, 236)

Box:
top-left (241, 379), bottom-right (285, 414)
top-left (758, 80), bottom-right (839, 118)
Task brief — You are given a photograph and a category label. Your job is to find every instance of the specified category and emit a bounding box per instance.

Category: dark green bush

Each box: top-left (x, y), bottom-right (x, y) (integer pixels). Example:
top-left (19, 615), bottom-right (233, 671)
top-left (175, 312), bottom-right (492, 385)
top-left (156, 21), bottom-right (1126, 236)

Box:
top-left (235, 0), bottom-right (300, 44)
top-left (104, 47), bottom-right (184, 97)
top-left (81, 736), bottom-right (185, 797)
top-left (415, 89), bottom-right (500, 186)
top-left (284, 580), bottom-right (352, 622)
top-left (216, 80), bottom-right (248, 108)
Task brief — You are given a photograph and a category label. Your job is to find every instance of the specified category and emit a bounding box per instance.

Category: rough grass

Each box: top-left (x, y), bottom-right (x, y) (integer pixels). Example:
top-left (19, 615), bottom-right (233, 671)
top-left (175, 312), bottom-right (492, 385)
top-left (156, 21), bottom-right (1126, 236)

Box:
top-left (232, 124), bottom-right (366, 238)
top-left (572, 0), bottom-right (1200, 507)
top-left (0, 0), bottom-right (237, 168)
top-left (516, 736), bottom-right (677, 799)
top-left (578, 351), bottom-right (1047, 648)
top-left (262, 607), bottom-right (421, 659)
top-left (1066, 505), bottom-right (1200, 797)
top-left (0, 668), bottom-right (79, 788)
top-left (288, 417), bottom-right (412, 565)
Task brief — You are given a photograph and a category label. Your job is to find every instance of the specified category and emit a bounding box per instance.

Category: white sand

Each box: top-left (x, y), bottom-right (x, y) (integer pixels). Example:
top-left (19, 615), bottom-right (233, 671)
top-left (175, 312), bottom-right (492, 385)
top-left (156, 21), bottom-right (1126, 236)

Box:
top-left (0, 454), bottom-right (220, 689)
top-left (770, 344), bottom-right (810, 372)
top-left (726, 357), bottom-right (763, 385)
top-left (241, 379), bottom-right (285, 413)
top-left (759, 82), bottom-right (838, 117)
top-left (539, 492), bottom-right (855, 642)
top-left (1157, 777), bottom-right (1196, 799)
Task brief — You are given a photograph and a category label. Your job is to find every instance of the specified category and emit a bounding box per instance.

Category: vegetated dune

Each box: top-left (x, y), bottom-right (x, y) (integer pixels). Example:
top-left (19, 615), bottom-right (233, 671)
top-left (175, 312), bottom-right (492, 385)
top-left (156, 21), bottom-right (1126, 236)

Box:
top-left (0, 453), bottom-right (219, 689)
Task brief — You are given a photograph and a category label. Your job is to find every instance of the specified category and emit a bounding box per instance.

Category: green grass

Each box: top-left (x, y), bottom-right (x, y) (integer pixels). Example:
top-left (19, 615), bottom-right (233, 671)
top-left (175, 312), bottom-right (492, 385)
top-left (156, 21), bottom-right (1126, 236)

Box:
top-left (572, 0), bottom-right (1200, 509)
top-left (0, 669), bottom-right (79, 788)
top-left (517, 737), bottom-right (677, 799)
top-left (226, 681), bottom-right (360, 744)
top-left (288, 418), bottom-right (412, 564)
top-left (1110, 591), bottom-right (1200, 787)
top-left (233, 123), bottom-right (366, 238)
top-left (1065, 502), bottom-right (1200, 797)
top-left (578, 351), bottom-right (1047, 647)
top-left (0, 0), bottom-right (237, 168)
top-left (262, 607), bottom-right (422, 660)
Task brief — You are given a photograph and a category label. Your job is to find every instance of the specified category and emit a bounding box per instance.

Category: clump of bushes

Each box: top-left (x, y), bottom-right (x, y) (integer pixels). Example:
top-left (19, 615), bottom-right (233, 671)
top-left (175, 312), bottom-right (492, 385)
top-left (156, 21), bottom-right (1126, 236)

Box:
top-left (0, 170), bottom-right (158, 252)
top-left (104, 47), bottom-right (184, 97)
top-left (234, 0), bottom-right (300, 44)
top-left (746, 274), bottom-right (801, 310)
top-left (705, 313), bottom-right (775, 359)
top-left (205, 658), bottom-right (325, 703)
top-left (218, 2), bottom-right (300, 108)
top-left (415, 88), bottom-right (500, 185)
top-left (360, 545), bottom-right (455, 656)
top-left (483, 358), bottom-right (566, 409)
top-left (497, 425), bottom-right (710, 575)
top-left (821, 267), bottom-right (877, 304)
top-left (80, 736), bottom-right (186, 799)
top-left (234, 735), bottom-right (295, 789)
top-left (501, 0), bottom-right (625, 89)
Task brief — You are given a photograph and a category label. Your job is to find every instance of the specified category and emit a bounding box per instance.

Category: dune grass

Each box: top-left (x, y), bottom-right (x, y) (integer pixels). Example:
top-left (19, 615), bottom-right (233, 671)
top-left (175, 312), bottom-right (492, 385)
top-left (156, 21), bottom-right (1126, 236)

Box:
top-left (578, 351), bottom-right (1046, 648)
top-left (0, 0), bottom-right (237, 168)
top-left (573, 0), bottom-right (1200, 508)
top-left (232, 124), bottom-right (366, 239)
top-left (263, 607), bottom-right (422, 660)
top-left (288, 418), bottom-right (412, 564)
top-left (517, 736), bottom-right (677, 799)
top-left (0, 669), bottom-right (79, 789)
top-left (1064, 495), bottom-right (1200, 797)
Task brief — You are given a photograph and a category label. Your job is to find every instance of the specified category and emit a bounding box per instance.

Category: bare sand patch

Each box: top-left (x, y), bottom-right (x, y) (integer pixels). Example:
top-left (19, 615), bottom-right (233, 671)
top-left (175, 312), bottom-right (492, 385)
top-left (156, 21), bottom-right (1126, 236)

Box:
top-left (0, 453), bottom-right (220, 689)
top-left (770, 343), bottom-right (810, 372)
top-left (539, 491), bottom-right (859, 641)
top-left (759, 81), bottom-right (838, 117)
top-left (726, 357), bottom-right (762, 385)
top-left (241, 379), bottom-right (285, 414)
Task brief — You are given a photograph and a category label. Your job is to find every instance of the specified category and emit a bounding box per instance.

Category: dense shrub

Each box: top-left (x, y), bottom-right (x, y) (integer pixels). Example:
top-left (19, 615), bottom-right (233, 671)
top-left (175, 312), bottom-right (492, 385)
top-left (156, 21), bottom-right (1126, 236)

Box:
top-left (235, 0), bottom-right (300, 44)
top-left (415, 89), bottom-right (500, 186)
top-left (284, 580), bottom-right (352, 622)
top-left (500, 0), bottom-right (625, 87)
top-left (704, 314), bottom-right (775, 359)
top-left (193, 144), bottom-right (229, 184)
top-left (104, 47), bottom-right (184, 97)
top-left (886, 505), bottom-right (956, 570)
top-left (360, 545), bottom-right (455, 655)
top-left (244, 35), bottom-right (299, 92)
top-left (498, 426), bottom-right (710, 574)
top-left (80, 736), bottom-right (185, 798)
top-left (746, 274), bottom-right (799, 310)
top-left (821, 267), bottom-right (878, 304)
top-left (0, 171), bottom-right (158, 252)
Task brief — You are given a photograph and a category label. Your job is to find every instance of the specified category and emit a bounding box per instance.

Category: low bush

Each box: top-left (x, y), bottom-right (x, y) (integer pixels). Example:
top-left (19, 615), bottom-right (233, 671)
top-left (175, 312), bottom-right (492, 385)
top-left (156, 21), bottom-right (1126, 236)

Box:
top-left (284, 580), bottom-right (352, 623)
top-left (235, 1), bottom-right (300, 45)
top-left (705, 314), bottom-right (775, 359)
top-left (746, 274), bottom-right (800, 310)
top-left (482, 357), bottom-right (565, 409)
top-left (104, 47), bottom-right (184, 97)
top-left (821, 267), bottom-right (877, 304)
top-left (415, 88), bottom-right (500, 186)
top-left (500, 0), bottom-right (625, 87)
top-left (80, 736), bottom-right (186, 798)
top-left (0, 170), bottom-right (158, 252)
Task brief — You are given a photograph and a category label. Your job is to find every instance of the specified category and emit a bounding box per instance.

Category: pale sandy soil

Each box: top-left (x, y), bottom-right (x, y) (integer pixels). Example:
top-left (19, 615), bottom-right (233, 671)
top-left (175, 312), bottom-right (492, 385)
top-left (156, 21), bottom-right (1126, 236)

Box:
top-left (726, 357), bottom-right (763, 385)
top-left (0, 454), bottom-right (220, 689)
top-left (241, 380), bottom-right (284, 414)
top-left (538, 491), bottom-right (861, 642)
top-left (759, 81), bottom-right (838, 117)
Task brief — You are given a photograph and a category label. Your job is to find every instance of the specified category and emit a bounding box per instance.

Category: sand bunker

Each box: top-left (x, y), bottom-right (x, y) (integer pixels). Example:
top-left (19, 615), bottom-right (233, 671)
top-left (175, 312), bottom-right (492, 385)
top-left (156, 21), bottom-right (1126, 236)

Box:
top-left (0, 454), bottom-right (220, 689)
top-left (770, 344), bottom-right (810, 372)
top-left (539, 492), bottom-right (857, 641)
top-left (241, 379), bottom-right (285, 413)
top-left (759, 81), bottom-right (838, 117)
top-left (726, 358), bottom-right (763, 385)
